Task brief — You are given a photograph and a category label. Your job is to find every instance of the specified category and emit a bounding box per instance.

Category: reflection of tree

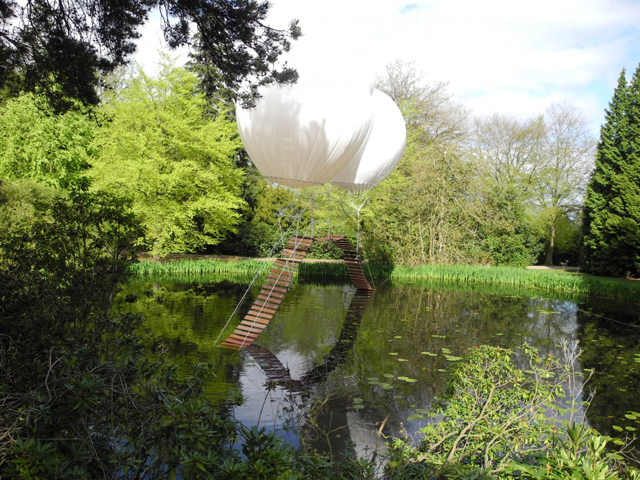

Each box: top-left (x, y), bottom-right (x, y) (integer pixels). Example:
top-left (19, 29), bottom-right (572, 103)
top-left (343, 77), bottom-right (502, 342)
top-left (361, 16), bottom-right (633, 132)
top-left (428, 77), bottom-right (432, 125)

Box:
top-left (575, 305), bottom-right (640, 436)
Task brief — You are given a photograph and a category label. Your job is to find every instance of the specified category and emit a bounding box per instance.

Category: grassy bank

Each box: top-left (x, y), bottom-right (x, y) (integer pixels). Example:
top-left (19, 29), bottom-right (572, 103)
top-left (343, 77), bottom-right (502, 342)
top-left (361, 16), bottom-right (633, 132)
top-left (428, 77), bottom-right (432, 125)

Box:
top-left (129, 258), bottom-right (640, 302)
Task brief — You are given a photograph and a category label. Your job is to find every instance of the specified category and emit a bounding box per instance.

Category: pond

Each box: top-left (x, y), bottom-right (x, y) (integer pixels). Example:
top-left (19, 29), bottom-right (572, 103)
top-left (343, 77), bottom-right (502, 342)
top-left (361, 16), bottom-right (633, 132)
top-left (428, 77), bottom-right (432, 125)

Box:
top-left (120, 276), bottom-right (640, 459)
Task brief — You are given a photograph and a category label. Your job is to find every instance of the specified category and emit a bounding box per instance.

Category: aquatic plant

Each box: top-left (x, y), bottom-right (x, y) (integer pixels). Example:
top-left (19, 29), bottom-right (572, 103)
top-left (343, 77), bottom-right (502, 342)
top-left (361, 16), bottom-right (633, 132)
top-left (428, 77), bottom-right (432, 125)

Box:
top-left (129, 259), bottom-right (640, 301)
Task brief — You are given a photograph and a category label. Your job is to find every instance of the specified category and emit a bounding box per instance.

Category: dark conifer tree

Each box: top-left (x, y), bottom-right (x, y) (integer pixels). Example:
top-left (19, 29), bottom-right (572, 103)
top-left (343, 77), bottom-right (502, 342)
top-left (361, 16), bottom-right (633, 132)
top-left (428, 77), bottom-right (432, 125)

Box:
top-left (582, 65), bottom-right (640, 277)
top-left (0, 0), bottom-right (300, 112)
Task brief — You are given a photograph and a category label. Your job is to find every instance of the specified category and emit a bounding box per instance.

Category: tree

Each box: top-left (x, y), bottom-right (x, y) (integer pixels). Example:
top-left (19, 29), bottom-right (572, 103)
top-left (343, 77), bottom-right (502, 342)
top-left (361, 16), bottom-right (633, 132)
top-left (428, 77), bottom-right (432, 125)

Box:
top-left (0, 0), bottom-right (300, 111)
top-left (366, 61), bottom-right (539, 266)
top-left (90, 61), bottom-right (245, 256)
top-left (0, 92), bottom-right (95, 189)
top-left (472, 113), bottom-right (546, 191)
top-left (582, 65), bottom-right (640, 277)
top-left (534, 103), bottom-right (595, 265)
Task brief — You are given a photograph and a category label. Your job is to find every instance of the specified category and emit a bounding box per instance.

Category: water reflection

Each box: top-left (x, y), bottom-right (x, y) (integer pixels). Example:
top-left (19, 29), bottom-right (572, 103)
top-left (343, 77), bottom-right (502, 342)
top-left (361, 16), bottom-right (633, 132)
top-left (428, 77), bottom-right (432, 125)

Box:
top-left (119, 278), bottom-right (640, 457)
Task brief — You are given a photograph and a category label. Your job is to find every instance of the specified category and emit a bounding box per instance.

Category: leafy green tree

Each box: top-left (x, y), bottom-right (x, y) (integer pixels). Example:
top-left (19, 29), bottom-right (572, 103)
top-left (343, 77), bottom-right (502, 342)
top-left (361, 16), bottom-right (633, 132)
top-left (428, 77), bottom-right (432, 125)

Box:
top-left (0, 93), bottom-right (95, 189)
top-left (91, 62), bottom-right (245, 256)
top-left (582, 65), bottom-right (640, 277)
top-left (0, 0), bottom-right (300, 111)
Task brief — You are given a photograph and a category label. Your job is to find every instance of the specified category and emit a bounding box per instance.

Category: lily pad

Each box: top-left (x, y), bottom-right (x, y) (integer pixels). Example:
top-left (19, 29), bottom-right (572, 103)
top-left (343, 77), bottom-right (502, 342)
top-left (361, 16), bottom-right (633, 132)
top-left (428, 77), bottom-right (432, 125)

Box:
top-left (407, 414), bottom-right (424, 421)
top-left (421, 352), bottom-right (437, 356)
top-left (353, 397), bottom-right (363, 404)
top-left (383, 373), bottom-right (394, 378)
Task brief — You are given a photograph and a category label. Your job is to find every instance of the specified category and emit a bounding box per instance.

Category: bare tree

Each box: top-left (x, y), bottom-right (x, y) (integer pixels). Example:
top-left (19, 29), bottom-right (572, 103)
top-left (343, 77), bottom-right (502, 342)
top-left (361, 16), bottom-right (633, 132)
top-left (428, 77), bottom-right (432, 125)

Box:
top-left (536, 103), bottom-right (595, 264)
top-left (472, 113), bottom-right (546, 191)
top-left (376, 59), bottom-right (469, 146)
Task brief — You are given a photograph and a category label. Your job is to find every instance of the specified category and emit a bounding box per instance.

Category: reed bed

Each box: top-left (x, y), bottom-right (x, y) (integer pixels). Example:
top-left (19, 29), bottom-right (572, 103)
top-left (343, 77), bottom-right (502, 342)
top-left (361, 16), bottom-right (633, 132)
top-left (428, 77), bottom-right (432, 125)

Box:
top-left (129, 259), bottom-right (267, 277)
top-left (128, 259), bottom-right (640, 302)
top-left (384, 264), bottom-right (640, 301)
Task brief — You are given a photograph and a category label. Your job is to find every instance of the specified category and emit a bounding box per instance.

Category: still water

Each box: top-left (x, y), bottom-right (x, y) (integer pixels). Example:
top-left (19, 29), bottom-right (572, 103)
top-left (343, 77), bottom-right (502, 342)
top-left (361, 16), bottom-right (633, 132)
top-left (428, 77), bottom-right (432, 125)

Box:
top-left (121, 277), bottom-right (640, 458)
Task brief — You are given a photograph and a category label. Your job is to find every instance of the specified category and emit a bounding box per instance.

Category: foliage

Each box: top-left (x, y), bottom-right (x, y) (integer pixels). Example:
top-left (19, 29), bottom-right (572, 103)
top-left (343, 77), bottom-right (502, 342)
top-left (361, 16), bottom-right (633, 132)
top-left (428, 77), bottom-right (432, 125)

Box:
top-left (514, 423), bottom-right (639, 480)
top-left (0, 179), bottom-right (375, 479)
top-left (0, 0), bottom-right (300, 111)
top-left (91, 62), bottom-right (246, 256)
top-left (384, 344), bottom-right (640, 479)
top-left (582, 64), bottom-right (640, 277)
top-left (364, 61), bottom-right (543, 267)
top-left (0, 92), bottom-right (95, 189)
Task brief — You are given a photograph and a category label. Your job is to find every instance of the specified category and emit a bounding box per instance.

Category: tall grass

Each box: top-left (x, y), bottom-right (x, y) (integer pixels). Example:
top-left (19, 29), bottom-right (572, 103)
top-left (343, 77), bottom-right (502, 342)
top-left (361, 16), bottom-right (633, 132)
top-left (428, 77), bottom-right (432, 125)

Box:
top-left (128, 259), bottom-right (640, 302)
top-left (129, 259), bottom-right (267, 277)
top-left (383, 264), bottom-right (640, 301)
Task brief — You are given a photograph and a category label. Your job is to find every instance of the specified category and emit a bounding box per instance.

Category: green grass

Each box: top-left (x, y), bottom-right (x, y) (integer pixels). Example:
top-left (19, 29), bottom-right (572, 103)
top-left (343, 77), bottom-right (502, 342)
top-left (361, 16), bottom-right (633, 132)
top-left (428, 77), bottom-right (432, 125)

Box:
top-left (128, 259), bottom-right (640, 302)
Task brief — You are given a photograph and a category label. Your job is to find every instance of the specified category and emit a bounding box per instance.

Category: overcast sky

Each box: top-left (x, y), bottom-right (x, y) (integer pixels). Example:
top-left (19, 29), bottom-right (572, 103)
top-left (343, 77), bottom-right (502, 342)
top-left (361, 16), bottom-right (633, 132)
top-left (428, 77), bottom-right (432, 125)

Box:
top-left (134, 0), bottom-right (640, 134)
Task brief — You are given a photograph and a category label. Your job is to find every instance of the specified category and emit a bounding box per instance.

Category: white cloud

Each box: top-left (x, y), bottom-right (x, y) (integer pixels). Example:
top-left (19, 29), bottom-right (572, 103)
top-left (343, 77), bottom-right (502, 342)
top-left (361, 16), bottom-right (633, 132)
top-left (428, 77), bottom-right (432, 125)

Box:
top-left (266, 0), bottom-right (640, 132)
top-left (133, 0), bottom-right (640, 133)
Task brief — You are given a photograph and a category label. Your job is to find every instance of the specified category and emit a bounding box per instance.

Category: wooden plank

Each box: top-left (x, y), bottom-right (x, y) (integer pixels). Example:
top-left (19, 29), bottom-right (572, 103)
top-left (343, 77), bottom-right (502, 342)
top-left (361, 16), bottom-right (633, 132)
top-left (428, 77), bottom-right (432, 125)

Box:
top-left (230, 329), bottom-right (260, 338)
top-left (290, 237), bottom-right (314, 246)
top-left (248, 302), bottom-right (277, 314)
top-left (242, 313), bottom-right (271, 325)
top-left (258, 289), bottom-right (285, 299)
top-left (239, 320), bottom-right (267, 329)
top-left (259, 284), bottom-right (288, 294)
top-left (229, 333), bottom-right (258, 342)
top-left (236, 325), bottom-right (266, 335)
top-left (253, 298), bottom-right (281, 310)
top-left (256, 294), bottom-right (283, 304)
top-left (275, 258), bottom-right (301, 265)
top-left (246, 309), bottom-right (274, 320)
top-left (265, 276), bottom-right (291, 287)
top-left (269, 268), bottom-right (293, 278)
top-left (243, 314), bottom-right (271, 325)
top-left (282, 248), bottom-right (307, 257)
top-left (223, 337), bottom-right (252, 347)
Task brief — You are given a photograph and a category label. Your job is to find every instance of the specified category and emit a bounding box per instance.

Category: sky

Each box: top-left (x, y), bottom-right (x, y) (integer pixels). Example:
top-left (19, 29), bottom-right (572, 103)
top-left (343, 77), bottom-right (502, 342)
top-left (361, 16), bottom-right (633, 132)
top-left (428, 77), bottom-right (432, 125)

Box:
top-left (134, 0), bottom-right (640, 134)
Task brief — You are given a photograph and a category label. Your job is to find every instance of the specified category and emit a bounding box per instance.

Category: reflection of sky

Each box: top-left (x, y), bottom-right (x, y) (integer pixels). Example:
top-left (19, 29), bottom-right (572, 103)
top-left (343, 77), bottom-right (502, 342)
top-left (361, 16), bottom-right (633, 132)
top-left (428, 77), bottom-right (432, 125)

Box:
top-left (127, 278), bottom-right (639, 457)
top-left (233, 358), bottom-right (303, 449)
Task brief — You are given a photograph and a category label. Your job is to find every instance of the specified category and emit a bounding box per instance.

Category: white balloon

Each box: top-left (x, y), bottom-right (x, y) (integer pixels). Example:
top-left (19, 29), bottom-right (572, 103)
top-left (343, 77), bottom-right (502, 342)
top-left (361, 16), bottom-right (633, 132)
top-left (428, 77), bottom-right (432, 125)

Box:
top-left (330, 89), bottom-right (406, 191)
top-left (236, 78), bottom-right (373, 189)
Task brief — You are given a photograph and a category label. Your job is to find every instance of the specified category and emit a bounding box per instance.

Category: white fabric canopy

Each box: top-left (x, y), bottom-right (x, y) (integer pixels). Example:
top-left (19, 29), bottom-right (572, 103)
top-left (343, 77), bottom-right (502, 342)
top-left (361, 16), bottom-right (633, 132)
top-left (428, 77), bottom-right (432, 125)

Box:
top-left (236, 79), bottom-right (373, 188)
top-left (330, 89), bottom-right (406, 191)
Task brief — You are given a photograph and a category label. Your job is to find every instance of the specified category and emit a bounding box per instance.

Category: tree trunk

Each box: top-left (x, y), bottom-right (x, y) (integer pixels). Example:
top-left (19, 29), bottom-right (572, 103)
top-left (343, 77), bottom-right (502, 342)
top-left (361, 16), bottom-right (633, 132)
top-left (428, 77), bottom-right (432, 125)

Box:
top-left (544, 223), bottom-right (556, 266)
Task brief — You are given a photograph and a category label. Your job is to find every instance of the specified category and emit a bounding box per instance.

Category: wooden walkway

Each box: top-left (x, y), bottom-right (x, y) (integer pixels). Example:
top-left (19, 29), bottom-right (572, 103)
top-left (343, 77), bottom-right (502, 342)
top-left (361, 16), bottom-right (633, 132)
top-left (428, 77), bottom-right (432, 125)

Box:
top-left (218, 235), bottom-right (373, 350)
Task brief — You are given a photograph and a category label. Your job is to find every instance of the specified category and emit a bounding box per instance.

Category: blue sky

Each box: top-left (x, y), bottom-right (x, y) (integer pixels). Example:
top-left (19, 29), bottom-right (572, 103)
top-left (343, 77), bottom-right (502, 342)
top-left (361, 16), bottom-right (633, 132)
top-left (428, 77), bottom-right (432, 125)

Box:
top-left (134, 0), bottom-right (640, 134)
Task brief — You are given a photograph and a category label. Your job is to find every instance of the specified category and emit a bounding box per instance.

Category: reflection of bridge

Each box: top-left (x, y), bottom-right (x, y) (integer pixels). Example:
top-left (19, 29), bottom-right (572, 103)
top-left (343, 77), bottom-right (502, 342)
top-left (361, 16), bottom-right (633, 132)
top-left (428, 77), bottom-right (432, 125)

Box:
top-left (244, 289), bottom-right (374, 391)
top-left (219, 235), bottom-right (373, 350)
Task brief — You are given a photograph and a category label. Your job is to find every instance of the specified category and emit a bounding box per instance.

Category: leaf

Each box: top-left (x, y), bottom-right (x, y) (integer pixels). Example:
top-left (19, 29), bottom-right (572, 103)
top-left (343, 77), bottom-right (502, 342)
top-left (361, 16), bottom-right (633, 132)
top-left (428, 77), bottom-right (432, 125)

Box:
top-left (407, 414), bottom-right (424, 421)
